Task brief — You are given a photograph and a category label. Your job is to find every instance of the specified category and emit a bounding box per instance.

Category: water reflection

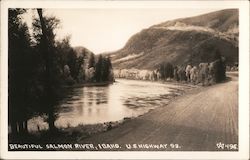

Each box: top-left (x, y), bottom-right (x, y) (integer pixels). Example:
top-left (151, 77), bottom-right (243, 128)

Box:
top-left (27, 79), bottom-right (185, 132)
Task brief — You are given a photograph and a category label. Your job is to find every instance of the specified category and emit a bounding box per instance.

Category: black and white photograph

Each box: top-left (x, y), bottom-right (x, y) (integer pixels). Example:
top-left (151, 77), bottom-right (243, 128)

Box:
top-left (0, 0), bottom-right (249, 159)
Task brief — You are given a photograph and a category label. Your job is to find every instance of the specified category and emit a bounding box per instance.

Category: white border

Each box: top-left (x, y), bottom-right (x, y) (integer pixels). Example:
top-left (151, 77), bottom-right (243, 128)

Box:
top-left (1, 0), bottom-right (249, 159)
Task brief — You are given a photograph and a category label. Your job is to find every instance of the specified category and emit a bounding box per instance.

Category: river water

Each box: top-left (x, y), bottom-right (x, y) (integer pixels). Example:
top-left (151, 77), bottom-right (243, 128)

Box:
top-left (27, 79), bottom-right (187, 132)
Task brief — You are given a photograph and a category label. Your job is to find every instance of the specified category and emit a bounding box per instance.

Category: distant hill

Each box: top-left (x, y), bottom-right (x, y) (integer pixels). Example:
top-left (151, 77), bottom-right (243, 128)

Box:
top-left (73, 46), bottom-right (95, 68)
top-left (109, 9), bottom-right (238, 70)
top-left (73, 46), bottom-right (94, 58)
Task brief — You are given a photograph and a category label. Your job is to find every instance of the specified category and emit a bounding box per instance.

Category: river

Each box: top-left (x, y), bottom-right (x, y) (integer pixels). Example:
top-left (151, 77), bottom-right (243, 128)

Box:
top-left (27, 79), bottom-right (188, 132)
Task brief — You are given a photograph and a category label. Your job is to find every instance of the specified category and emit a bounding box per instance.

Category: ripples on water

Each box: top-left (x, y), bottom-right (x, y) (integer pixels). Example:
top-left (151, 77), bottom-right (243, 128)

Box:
top-left (27, 79), bottom-right (185, 132)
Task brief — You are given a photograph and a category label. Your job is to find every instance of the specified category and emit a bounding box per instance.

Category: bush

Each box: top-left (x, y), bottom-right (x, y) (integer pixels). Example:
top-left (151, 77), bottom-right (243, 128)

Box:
top-left (159, 62), bottom-right (174, 80)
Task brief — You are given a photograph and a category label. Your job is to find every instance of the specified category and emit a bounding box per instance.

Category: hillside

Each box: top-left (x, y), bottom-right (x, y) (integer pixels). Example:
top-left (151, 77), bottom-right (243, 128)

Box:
top-left (73, 46), bottom-right (94, 58)
top-left (109, 9), bottom-right (238, 70)
top-left (154, 9), bottom-right (238, 33)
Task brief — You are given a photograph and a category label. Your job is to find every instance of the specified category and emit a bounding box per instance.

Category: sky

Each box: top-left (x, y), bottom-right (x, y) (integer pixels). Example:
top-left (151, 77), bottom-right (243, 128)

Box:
top-left (22, 8), bottom-right (225, 54)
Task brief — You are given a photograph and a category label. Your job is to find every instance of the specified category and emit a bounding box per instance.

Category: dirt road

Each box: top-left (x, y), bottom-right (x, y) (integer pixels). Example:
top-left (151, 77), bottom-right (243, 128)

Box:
top-left (81, 73), bottom-right (238, 151)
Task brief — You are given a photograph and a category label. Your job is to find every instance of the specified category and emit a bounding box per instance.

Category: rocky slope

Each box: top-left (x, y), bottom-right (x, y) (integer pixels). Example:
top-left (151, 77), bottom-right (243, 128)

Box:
top-left (109, 9), bottom-right (238, 70)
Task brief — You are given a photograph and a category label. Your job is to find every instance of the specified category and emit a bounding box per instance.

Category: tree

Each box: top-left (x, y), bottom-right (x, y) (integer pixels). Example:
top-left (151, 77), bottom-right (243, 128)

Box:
top-left (213, 50), bottom-right (226, 82)
top-left (95, 55), bottom-right (103, 82)
top-left (159, 62), bottom-right (174, 80)
top-left (88, 53), bottom-right (95, 68)
top-left (36, 9), bottom-right (62, 132)
top-left (55, 36), bottom-right (72, 69)
top-left (55, 36), bottom-right (85, 83)
top-left (8, 9), bottom-right (37, 134)
top-left (76, 56), bottom-right (85, 83)
top-left (67, 49), bottom-right (78, 80)
top-left (93, 55), bottom-right (114, 82)
top-left (102, 57), bottom-right (113, 82)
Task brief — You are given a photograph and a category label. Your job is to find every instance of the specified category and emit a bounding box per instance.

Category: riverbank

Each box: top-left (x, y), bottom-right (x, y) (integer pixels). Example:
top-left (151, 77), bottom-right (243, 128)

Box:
top-left (8, 78), bottom-right (196, 146)
top-left (9, 73), bottom-right (237, 151)
top-left (78, 72), bottom-right (238, 151)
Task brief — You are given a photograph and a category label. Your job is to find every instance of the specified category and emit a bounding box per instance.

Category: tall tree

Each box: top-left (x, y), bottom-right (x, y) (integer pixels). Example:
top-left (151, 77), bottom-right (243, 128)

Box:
top-left (8, 9), bottom-right (43, 134)
top-left (36, 9), bottom-right (61, 132)
top-left (159, 62), bottom-right (174, 80)
top-left (95, 55), bottom-right (103, 82)
top-left (213, 49), bottom-right (226, 82)
top-left (76, 56), bottom-right (85, 83)
top-left (67, 49), bottom-right (78, 80)
top-left (88, 53), bottom-right (95, 69)
top-left (102, 57), bottom-right (112, 82)
top-left (8, 9), bottom-right (35, 134)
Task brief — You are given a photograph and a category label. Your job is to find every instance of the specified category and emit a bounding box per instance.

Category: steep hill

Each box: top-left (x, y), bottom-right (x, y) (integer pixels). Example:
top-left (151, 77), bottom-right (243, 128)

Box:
top-left (154, 9), bottom-right (238, 33)
top-left (109, 9), bottom-right (238, 70)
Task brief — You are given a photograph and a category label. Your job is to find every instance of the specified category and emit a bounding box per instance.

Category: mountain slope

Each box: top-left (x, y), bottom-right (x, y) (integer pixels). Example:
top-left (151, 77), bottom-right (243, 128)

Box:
top-left (110, 9), bottom-right (238, 70)
top-left (154, 9), bottom-right (238, 33)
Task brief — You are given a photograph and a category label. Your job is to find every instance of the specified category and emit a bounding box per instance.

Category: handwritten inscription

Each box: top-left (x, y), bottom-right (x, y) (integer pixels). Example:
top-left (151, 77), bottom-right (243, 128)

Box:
top-left (9, 143), bottom-right (239, 151)
top-left (9, 143), bottom-right (182, 151)
top-left (125, 143), bottom-right (181, 149)
top-left (216, 142), bottom-right (238, 150)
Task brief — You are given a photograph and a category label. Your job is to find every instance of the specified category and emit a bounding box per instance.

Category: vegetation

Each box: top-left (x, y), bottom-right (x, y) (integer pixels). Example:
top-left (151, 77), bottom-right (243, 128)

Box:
top-left (95, 55), bottom-right (113, 82)
top-left (8, 8), bottom-right (231, 143)
top-left (88, 52), bottom-right (95, 68)
top-left (8, 8), bottom-right (114, 136)
top-left (9, 9), bottom-right (34, 134)
top-left (159, 62), bottom-right (174, 80)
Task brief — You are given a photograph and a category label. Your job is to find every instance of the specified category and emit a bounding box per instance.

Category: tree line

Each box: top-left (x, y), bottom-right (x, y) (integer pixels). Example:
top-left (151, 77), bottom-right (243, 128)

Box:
top-left (8, 9), bottom-right (113, 136)
top-left (158, 50), bottom-right (226, 85)
top-left (113, 50), bottom-right (227, 84)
